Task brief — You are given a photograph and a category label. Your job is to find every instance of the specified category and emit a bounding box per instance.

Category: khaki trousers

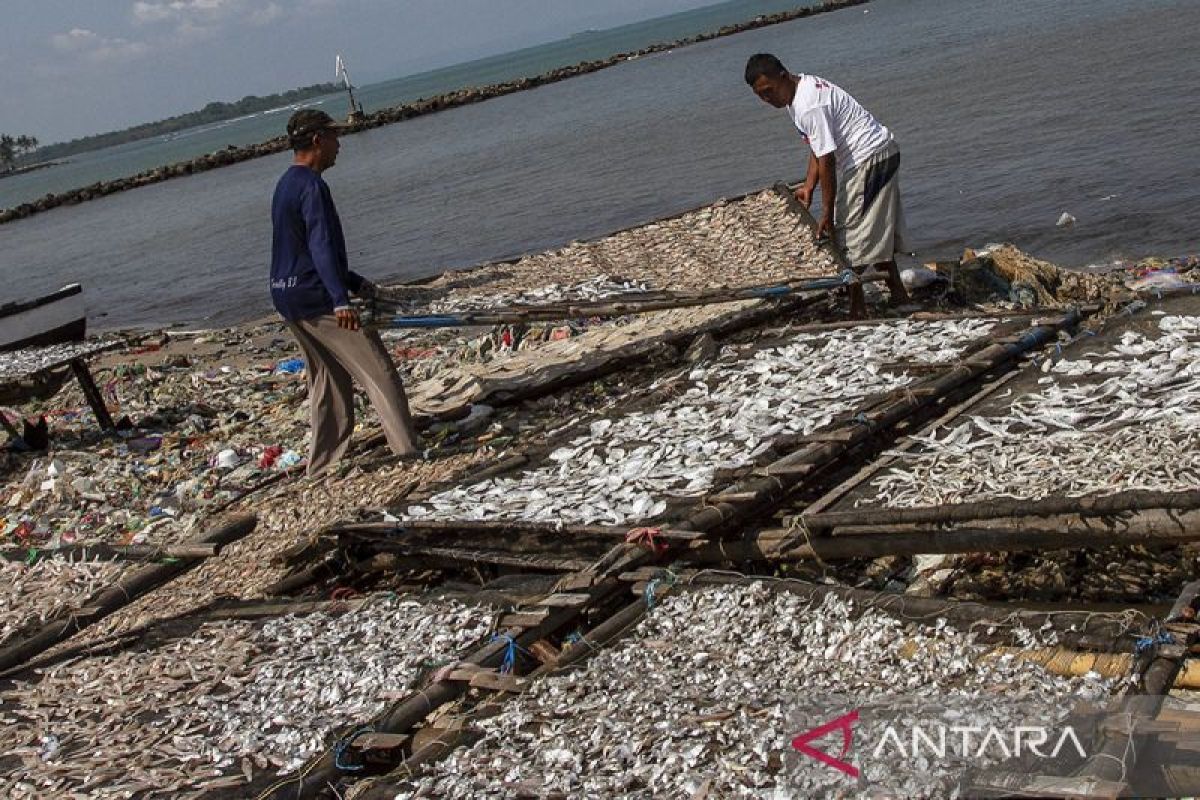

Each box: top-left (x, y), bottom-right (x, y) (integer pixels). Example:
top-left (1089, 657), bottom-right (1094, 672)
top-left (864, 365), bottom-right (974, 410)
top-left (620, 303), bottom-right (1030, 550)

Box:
top-left (834, 139), bottom-right (910, 268)
top-left (287, 315), bottom-right (417, 475)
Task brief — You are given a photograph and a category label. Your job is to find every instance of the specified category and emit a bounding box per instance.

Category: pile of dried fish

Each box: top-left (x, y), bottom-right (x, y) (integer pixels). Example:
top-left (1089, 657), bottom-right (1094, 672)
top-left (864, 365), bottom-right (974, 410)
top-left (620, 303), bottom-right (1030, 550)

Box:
top-left (394, 583), bottom-right (1116, 799)
top-left (869, 314), bottom-right (1200, 507)
top-left (0, 595), bottom-right (496, 798)
top-left (405, 319), bottom-right (996, 525)
top-left (0, 557), bottom-right (125, 646)
top-left (419, 275), bottom-right (652, 314)
top-left (422, 190), bottom-right (836, 299)
top-left (0, 341), bottom-right (120, 381)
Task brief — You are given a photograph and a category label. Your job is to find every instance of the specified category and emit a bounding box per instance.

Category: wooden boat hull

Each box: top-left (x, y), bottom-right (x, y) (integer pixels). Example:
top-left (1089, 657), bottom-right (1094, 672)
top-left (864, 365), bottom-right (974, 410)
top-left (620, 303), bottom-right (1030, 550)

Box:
top-left (0, 284), bottom-right (86, 351)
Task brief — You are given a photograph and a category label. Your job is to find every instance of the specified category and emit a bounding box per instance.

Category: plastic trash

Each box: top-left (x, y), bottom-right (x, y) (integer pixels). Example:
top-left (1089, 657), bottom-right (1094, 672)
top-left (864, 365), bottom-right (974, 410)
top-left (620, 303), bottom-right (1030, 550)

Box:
top-left (259, 445), bottom-right (284, 469)
top-left (214, 448), bottom-right (241, 469)
top-left (457, 404), bottom-right (495, 434)
top-left (278, 450), bottom-right (303, 469)
top-left (275, 358), bottom-right (305, 374)
top-left (128, 436), bottom-right (162, 454)
top-left (1127, 269), bottom-right (1188, 292)
top-left (899, 267), bottom-right (945, 290)
top-left (1056, 212), bottom-right (1076, 228)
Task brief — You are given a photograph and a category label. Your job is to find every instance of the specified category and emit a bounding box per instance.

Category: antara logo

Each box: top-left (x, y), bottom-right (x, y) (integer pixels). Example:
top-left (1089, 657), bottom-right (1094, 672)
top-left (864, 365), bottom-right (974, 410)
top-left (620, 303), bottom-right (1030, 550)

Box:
top-left (791, 709), bottom-right (1089, 779)
top-left (791, 710), bottom-right (860, 778)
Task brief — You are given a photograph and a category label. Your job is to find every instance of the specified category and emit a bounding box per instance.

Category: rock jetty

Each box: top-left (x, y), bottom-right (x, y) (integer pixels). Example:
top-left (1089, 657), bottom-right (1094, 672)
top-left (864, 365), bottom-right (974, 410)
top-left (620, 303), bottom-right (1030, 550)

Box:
top-left (0, 0), bottom-right (869, 226)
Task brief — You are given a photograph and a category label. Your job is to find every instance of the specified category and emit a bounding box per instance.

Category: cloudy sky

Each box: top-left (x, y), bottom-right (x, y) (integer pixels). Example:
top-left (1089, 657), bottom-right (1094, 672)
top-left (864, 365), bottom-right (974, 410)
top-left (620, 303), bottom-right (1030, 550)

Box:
top-left (1, 0), bottom-right (721, 144)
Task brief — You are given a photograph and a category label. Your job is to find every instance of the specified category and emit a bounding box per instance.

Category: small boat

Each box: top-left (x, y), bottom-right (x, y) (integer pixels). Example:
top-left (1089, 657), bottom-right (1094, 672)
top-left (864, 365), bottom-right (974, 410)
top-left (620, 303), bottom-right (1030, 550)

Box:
top-left (0, 283), bottom-right (86, 351)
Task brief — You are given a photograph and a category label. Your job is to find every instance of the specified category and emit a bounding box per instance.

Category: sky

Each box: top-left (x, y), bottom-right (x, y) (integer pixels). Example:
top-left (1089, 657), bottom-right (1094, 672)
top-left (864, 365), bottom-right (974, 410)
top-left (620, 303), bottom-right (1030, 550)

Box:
top-left (0, 0), bottom-right (723, 144)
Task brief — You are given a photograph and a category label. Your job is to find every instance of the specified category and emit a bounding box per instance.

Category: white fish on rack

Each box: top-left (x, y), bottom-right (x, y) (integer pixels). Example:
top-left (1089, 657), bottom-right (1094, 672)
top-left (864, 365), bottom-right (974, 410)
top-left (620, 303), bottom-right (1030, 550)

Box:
top-left (867, 314), bottom-right (1200, 508)
top-left (404, 318), bottom-right (997, 525)
top-left (392, 584), bottom-right (1117, 799)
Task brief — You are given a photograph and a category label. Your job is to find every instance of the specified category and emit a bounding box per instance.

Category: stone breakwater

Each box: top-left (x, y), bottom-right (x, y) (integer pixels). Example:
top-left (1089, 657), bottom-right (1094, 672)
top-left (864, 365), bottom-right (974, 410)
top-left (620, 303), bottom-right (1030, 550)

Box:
top-left (0, 0), bottom-right (869, 226)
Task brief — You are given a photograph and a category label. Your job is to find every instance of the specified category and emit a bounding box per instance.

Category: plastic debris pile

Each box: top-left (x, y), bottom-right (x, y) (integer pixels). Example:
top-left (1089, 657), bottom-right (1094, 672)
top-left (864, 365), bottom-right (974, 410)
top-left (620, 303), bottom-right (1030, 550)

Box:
top-left (394, 583), bottom-right (1116, 799)
top-left (404, 318), bottom-right (996, 525)
top-left (1, 329), bottom-right (312, 550)
top-left (0, 596), bottom-right (495, 798)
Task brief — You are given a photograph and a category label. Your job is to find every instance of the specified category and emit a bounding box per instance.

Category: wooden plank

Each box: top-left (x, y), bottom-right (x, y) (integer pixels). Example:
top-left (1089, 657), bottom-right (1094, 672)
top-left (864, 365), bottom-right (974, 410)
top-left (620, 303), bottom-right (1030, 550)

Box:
top-left (537, 593), bottom-right (592, 608)
top-left (354, 733), bottom-right (411, 751)
top-left (498, 611), bottom-right (550, 629)
top-left (69, 358), bottom-right (115, 431)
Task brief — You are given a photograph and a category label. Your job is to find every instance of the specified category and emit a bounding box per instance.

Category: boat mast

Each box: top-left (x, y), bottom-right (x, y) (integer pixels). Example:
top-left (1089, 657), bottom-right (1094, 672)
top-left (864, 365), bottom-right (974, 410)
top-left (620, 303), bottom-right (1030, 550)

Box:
top-left (336, 54), bottom-right (364, 122)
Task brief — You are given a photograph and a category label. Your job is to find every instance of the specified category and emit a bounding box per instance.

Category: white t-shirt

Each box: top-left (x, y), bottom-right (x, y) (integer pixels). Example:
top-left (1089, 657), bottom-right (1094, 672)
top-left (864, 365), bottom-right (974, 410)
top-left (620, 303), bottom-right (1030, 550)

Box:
top-left (788, 74), bottom-right (891, 175)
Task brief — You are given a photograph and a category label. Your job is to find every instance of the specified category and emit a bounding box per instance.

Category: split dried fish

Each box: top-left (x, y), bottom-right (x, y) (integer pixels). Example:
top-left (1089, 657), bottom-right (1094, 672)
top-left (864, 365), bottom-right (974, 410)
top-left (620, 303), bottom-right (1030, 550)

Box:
top-left (391, 583), bottom-right (1117, 799)
top-left (0, 556), bottom-right (125, 646)
top-left (0, 595), bottom-right (495, 798)
top-left (0, 341), bottom-right (120, 381)
top-left (869, 314), bottom-right (1200, 507)
top-left (404, 319), bottom-right (995, 525)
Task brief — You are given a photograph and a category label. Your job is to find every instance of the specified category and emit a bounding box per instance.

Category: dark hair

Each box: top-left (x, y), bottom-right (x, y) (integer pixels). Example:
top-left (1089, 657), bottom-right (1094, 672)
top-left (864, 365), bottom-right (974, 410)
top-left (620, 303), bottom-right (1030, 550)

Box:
top-left (290, 134), bottom-right (319, 153)
top-left (744, 53), bottom-right (787, 85)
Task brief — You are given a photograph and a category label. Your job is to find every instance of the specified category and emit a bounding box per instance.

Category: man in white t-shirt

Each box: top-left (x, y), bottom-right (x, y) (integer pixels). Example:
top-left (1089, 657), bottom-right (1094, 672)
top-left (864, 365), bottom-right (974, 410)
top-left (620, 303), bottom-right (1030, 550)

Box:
top-left (745, 53), bottom-right (910, 316)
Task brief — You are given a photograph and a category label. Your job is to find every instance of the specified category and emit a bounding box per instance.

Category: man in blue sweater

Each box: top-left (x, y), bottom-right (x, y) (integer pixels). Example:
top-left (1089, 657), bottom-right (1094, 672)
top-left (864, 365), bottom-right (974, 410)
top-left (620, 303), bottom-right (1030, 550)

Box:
top-left (270, 109), bottom-right (417, 475)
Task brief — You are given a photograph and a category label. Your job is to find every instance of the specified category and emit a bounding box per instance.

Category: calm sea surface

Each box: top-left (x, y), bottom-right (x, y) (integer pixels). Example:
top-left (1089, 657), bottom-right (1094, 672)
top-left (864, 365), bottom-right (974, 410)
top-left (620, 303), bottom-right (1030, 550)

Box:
top-left (1, 0), bottom-right (1197, 329)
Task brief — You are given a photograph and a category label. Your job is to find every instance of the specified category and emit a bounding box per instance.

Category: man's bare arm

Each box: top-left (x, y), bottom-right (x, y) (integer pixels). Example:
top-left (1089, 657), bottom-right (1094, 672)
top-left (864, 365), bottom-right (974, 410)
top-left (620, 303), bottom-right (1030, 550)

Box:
top-left (816, 152), bottom-right (837, 240)
top-left (795, 151), bottom-right (820, 207)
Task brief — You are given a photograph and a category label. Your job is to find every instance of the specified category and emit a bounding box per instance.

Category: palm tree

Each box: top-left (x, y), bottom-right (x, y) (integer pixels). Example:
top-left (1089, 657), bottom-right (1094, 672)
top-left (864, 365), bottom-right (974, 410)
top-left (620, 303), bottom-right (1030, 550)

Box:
top-left (0, 135), bottom-right (15, 172)
top-left (0, 134), bottom-right (41, 170)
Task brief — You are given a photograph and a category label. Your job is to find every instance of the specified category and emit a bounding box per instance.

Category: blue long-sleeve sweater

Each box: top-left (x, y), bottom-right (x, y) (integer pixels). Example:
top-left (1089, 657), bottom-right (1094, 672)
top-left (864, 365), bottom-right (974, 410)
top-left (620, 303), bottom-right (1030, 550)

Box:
top-left (270, 165), bottom-right (365, 321)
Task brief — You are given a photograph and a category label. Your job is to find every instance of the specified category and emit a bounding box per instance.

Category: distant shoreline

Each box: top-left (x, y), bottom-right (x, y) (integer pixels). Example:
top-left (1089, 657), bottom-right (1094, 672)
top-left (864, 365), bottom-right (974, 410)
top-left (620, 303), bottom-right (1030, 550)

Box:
top-left (0, 0), bottom-right (869, 227)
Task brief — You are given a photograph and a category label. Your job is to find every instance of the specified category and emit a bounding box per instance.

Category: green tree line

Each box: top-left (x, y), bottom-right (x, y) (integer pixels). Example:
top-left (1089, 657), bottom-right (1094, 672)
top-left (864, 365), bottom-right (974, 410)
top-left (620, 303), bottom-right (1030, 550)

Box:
top-left (29, 82), bottom-right (342, 163)
top-left (0, 135), bottom-right (40, 172)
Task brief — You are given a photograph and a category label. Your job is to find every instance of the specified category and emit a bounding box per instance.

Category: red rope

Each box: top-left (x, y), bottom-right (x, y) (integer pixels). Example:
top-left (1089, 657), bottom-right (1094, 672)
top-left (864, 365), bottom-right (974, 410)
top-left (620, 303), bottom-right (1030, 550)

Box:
top-left (625, 526), bottom-right (669, 556)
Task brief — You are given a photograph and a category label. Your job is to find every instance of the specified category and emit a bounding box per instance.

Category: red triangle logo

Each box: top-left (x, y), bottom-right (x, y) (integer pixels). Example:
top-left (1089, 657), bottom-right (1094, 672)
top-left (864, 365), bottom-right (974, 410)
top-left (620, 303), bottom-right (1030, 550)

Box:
top-left (791, 709), bottom-right (860, 778)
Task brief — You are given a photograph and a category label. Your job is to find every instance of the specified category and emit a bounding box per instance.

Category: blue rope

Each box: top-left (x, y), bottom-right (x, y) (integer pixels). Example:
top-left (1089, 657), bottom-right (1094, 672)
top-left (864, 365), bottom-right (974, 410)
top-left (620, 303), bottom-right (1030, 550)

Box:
top-left (853, 412), bottom-right (870, 426)
top-left (333, 727), bottom-right (374, 771)
top-left (492, 633), bottom-right (532, 675)
top-left (644, 569), bottom-right (678, 609)
top-left (562, 632), bottom-right (583, 646)
top-left (1134, 631), bottom-right (1175, 655)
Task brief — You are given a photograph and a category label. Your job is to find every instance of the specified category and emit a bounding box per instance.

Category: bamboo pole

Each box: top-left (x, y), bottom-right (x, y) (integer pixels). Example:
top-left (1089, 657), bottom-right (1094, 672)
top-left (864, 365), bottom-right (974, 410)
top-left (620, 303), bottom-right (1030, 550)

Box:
top-left (799, 370), bottom-right (1026, 519)
top-left (804, 489), bottom-right (1200, 532)
top-left (348, 596), bottom-right (656, 800)
top-left (0, 513), bottom-right (256, 674)
top-left (366, 274), bottom-right (866, 328)
top-left (686, 510), bottom-right (1200, 564)
top-left (335, 518), bottom-right (702, 543)
top-left (978, 646), bottom-right (1200, 689)
top-left (1, 542), bottom-right (219, 564)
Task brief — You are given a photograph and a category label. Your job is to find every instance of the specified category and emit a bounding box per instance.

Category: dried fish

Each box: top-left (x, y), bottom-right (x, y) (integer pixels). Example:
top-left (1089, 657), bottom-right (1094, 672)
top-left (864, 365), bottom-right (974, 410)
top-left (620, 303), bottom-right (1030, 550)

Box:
top-left (0, 557), bottom-right (125, 646)
top-left (0, 596), bottom-right (495, 798)
top-left (868, 314), bottom-right (1200, 507)
top-left (393, 584), bottom-right (1118, 799)
top-left (403, 319), bottom-right (996, 525)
